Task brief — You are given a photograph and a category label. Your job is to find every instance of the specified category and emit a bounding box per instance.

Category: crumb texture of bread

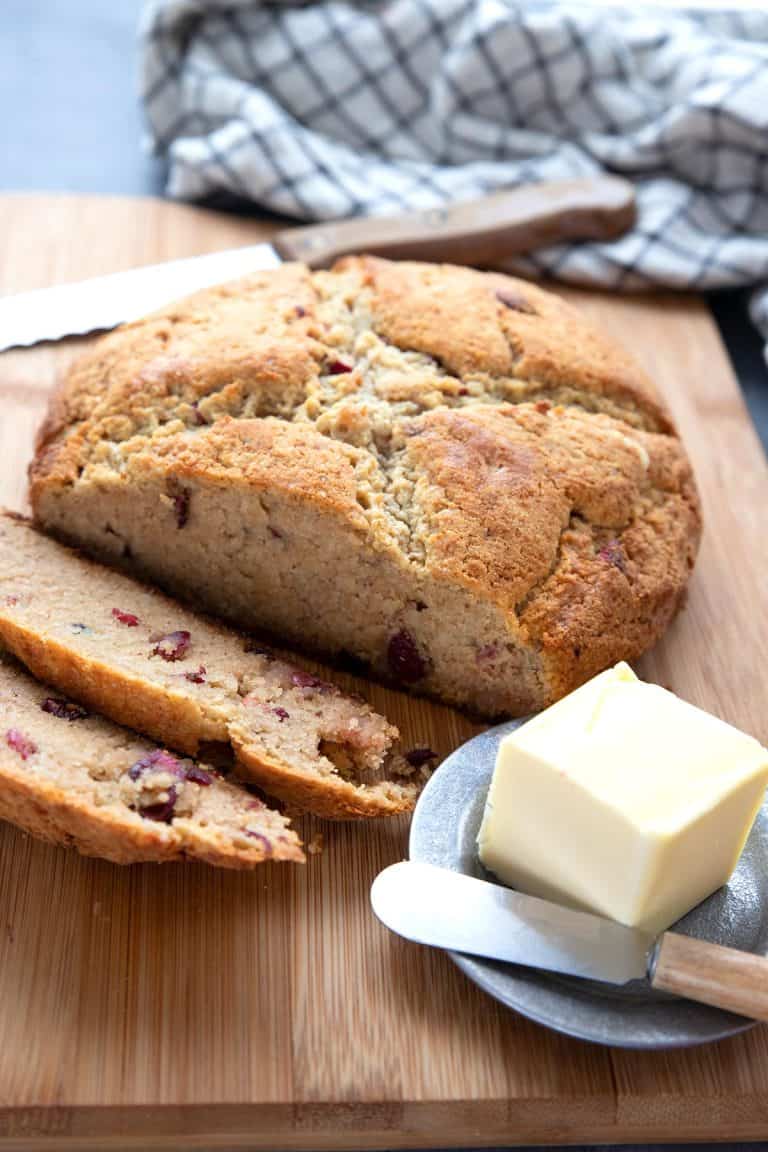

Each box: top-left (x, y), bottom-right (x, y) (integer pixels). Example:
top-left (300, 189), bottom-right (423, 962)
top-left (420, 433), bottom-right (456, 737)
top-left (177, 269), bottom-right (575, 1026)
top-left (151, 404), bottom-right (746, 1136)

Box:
top-left (30, 257), bottom-right (701, 716)
top-left (0, 517), bottom-right (420, 819)
top-left (0, 649), bottom-right (303, 867)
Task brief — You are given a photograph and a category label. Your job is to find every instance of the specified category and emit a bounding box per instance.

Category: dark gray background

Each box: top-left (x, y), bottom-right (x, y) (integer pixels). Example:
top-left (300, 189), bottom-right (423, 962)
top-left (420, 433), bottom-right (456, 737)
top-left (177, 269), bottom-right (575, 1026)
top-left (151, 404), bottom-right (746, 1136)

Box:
top-left (0, 3), bottom-right (765, 1151)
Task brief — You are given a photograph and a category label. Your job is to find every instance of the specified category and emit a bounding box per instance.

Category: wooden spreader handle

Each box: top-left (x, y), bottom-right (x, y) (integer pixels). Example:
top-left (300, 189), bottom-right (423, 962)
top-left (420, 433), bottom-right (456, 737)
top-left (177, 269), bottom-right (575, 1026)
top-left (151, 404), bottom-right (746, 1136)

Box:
top-left (651, 932), bottom-right (768, 1022)
top-left (273, 176), bottom-right (635, 269)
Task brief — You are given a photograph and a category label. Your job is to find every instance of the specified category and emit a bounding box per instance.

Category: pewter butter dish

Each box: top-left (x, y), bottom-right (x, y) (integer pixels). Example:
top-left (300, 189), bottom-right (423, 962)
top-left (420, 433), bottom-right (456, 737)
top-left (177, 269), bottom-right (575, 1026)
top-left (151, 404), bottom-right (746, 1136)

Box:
top-left (389, 668), bottom-right (768, 1049)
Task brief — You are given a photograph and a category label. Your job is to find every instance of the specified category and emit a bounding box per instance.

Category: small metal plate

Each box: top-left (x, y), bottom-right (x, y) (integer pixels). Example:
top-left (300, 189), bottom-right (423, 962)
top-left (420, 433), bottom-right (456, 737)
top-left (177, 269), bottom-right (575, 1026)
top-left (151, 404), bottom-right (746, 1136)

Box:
top-left (409, 720), bottom-right (768, 1049)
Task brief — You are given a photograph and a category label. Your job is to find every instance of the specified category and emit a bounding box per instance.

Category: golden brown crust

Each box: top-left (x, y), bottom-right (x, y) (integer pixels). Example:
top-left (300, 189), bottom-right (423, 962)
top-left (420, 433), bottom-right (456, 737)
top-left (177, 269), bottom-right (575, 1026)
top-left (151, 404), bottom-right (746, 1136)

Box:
top-left (0, 765), bottom-right (181, 864)
top-left (0, 767), bottom-right (304, 868)
top-left (144, 416), bottom-right (369, 528)
top-left (346, 256), bottom-right (674, 431)
top-left (401, 402), bottom-right (701, 692)
top-left (231, 740), bottom-right (419, 819)
top-left (30, 258), bottom-right (701, 716)
top-left (35, 264), bottom-right (320, 452)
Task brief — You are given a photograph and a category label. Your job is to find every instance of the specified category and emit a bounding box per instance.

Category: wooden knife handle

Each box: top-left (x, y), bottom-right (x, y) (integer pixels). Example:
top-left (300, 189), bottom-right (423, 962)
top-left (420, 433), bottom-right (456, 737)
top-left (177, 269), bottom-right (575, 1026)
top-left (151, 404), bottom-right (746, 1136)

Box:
top-left (650, 932), bottom-right (768, 1022)
top-left (272, 176), bottom-right (636, 269)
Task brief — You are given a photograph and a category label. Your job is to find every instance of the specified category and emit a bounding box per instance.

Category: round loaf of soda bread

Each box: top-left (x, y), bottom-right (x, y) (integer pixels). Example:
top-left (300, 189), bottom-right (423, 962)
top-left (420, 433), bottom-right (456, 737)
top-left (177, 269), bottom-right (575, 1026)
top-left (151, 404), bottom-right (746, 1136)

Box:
top-left (30, 257), bottom-right (701, 718)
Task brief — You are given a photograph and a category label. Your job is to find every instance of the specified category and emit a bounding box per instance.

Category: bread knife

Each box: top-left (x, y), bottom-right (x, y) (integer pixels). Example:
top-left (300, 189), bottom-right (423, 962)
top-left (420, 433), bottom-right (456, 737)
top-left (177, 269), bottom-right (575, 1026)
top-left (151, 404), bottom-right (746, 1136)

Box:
top-left (0, 177), bottom-right (635, 351)
top-left (371, 861), bottom-right (768, 1021)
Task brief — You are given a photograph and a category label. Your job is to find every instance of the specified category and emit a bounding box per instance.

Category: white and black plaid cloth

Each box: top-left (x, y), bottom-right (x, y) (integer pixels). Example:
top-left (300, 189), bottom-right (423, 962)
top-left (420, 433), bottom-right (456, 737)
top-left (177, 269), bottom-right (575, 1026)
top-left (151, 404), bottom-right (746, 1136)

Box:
top-left (140, 1), bottom-right (768, 348)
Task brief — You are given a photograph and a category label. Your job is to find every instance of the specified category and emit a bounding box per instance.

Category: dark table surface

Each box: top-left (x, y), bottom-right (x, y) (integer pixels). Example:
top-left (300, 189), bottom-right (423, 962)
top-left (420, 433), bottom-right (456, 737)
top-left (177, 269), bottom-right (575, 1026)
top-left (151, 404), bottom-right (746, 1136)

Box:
top-left (0, 4), bottom-right (766, 1152)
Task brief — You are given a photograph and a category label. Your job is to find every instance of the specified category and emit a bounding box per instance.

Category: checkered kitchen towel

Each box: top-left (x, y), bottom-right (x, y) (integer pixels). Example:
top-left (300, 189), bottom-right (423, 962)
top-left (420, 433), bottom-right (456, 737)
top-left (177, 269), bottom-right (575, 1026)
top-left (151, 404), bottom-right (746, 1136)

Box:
top-left (141, 1), bottom-right (768, 346)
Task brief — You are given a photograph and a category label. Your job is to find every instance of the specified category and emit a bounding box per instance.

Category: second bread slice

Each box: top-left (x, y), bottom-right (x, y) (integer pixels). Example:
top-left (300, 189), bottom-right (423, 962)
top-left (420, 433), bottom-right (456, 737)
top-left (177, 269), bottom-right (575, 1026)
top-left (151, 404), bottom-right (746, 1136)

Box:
top-left (0, 515), bottom-right (422, 818)
top-left (0, 649), bottom-right (303, 866)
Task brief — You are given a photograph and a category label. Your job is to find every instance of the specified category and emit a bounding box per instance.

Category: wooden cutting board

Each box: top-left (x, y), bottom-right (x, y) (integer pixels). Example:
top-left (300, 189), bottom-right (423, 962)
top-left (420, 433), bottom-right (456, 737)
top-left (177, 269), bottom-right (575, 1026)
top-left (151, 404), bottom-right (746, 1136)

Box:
top-left (0, 194), bottom-right (767, 1152)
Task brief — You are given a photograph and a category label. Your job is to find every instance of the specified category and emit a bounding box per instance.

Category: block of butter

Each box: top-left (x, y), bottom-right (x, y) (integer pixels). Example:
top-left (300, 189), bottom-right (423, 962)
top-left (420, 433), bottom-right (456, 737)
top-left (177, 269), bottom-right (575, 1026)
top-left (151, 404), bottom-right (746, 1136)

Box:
top-left (477, 663), bottom-right (768, 934)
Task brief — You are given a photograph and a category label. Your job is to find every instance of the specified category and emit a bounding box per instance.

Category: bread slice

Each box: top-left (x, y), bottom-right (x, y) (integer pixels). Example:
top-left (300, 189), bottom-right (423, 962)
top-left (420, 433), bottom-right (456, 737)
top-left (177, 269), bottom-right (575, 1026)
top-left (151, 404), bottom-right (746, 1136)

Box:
top-left (0, 649), bottom-right (303, 866)
top-left (0, 515), bottom-right (421, 818)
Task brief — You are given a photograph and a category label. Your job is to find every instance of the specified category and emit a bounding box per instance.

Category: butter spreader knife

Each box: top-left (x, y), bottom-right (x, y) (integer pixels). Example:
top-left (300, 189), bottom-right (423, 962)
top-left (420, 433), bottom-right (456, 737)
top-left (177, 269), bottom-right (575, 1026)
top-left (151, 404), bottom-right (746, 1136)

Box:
top-left (371, 861), bottom-right (768, 1022)
top-left (0, 176), bottom-right (634, 351)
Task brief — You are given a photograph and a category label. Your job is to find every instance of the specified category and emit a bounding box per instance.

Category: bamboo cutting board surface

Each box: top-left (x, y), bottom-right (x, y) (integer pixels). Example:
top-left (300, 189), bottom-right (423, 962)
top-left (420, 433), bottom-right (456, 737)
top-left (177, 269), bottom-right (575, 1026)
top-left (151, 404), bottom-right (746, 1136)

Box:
top-left (0, 194), bottom-right (767, 1151)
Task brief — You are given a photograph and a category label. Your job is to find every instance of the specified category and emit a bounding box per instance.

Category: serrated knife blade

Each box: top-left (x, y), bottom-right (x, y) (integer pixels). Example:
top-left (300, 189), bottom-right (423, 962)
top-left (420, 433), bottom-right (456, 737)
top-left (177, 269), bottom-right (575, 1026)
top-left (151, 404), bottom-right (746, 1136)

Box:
top-left (0, 242), bottom-right (282, 352)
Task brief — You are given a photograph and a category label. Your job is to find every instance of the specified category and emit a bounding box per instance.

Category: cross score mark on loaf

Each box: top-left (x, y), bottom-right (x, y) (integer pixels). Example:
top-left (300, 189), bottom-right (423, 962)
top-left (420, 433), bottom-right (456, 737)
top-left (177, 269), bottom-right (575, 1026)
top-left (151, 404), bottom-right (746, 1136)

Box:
top-left (28, 257), bottom-right (701, 717)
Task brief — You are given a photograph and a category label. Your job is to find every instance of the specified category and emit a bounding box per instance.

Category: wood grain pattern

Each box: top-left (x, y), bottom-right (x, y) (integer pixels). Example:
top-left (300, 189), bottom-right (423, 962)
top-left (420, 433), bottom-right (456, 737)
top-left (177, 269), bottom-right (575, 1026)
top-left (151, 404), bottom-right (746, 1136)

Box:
top-left (652, 933), bottom-right (768, 1021)
top-left (0, 194), bottom-right (766, 1150)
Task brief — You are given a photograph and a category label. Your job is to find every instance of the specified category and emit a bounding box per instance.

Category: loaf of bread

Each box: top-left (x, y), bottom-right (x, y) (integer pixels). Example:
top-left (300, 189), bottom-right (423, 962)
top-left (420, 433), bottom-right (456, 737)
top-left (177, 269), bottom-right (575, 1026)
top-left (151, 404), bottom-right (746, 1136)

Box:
top-left (0, 650), bottom-right (303, 866)
top-left (30, 257), bottom-right (701, 716)
top-left (0, 515), bottom-right (422, 819)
